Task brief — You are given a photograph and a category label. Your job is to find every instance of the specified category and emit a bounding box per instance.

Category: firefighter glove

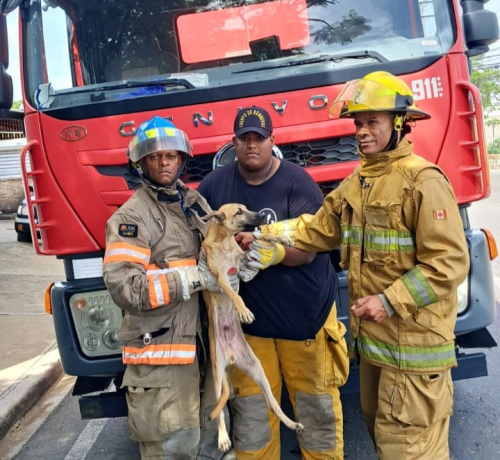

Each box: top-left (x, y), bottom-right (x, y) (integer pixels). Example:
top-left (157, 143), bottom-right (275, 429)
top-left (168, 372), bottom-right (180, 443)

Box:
top-left (179, 249), bottom-right (239, 300)
top-left (238, 257), bottom-right (260, 282)
top-left (246, 240), bottom-right (286, 270)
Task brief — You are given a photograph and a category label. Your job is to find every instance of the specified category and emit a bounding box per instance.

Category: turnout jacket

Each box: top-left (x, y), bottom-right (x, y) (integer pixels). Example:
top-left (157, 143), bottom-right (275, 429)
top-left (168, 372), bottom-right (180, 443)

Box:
top-left (262, 139), bottom-right (469, 373)
top-left (103, 181), bottom-right (210, 370)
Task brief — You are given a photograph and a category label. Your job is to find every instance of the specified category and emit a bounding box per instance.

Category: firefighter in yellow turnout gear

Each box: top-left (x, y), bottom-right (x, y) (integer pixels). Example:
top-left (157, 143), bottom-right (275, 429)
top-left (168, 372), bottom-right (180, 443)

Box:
top-left (253, 72), bottom-right (469, 459)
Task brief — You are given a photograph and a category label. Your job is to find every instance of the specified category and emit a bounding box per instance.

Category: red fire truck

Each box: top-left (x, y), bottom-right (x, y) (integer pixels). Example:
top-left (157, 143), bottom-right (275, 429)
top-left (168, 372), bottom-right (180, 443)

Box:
top-left (0, 0), bottom-right (498, 417)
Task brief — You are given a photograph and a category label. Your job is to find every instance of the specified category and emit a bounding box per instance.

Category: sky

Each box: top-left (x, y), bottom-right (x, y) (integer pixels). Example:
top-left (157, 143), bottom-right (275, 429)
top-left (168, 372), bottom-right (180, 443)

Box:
top-left (6, 10), bottom-right (20, 101)
top-left (5, 0), bottom-right (500, 102)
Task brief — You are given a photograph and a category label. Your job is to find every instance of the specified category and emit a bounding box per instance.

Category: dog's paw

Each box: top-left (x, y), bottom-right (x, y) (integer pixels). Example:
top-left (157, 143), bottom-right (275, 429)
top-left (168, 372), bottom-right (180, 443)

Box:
top-left (292, 422), bottom-right (305, 432)
top-left (258, 234), bottom-right (294, 247)
top-left (239, 308), bottom-right (255, 324)
top-left (276, 236), bottom-right (294, 247)
top-left (282, 418), bottom-right (305, 432)
top-left (218, 431), bottom-right (232, 452)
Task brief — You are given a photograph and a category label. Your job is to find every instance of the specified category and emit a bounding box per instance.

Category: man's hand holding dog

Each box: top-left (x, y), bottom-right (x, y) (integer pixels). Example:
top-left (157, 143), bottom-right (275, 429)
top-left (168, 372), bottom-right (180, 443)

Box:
top-left (235, 231), bottom-right (254, 250)
top-left (238, 258), bottom-right (260, 283)
top-left (246, 240), bottom-right (286, 270)
top-left (235, 231), bottom-right (285, 276)
top-left (179, 249), bottom-right (240, 300)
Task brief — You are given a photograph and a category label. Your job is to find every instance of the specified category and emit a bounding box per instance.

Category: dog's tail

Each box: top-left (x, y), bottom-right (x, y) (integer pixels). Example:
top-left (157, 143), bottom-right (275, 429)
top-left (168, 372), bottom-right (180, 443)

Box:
top-left (209, 373), bottom-right (231, 420)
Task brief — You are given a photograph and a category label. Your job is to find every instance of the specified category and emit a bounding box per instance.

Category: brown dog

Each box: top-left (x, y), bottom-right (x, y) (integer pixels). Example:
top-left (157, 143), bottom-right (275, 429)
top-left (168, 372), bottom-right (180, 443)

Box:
top-left (201, 203), bottom-right (305, 453)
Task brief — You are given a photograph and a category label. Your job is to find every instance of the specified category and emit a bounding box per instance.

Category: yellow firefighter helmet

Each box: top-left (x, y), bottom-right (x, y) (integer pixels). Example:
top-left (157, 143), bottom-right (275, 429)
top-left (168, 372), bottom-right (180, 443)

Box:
top-left (330, 71), bottom-right (431, 122)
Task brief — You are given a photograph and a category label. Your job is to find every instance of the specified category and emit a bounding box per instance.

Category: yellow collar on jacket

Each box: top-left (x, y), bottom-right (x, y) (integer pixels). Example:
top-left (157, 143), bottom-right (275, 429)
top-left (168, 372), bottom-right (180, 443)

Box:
top-left (358, 138), bottom-right (414, 178)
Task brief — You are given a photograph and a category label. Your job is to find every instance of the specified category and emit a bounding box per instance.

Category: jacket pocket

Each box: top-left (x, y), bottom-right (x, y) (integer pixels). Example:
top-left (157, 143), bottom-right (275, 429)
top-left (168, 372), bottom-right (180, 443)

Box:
top-left (126, 386), bottom-right (172, 442)
top-left (391, 371), bottom-right (453, 428)
top-left (324, 320), bottom-right (350, 387)
top-left (413, 303), bottom-right (455, 342)
top-left (363, 203), bottom-right (402, 265)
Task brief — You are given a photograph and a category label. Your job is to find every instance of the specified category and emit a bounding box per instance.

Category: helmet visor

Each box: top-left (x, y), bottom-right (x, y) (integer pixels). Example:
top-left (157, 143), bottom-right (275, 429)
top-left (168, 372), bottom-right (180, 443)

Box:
top-left (329, 78), bottom-right (430, 120)
top-left (128, 127), bottom-right (193, 163)
top-left (329, 79), bottom-right (362, 118)
top-left (330, 79), bottom-right (405, 118)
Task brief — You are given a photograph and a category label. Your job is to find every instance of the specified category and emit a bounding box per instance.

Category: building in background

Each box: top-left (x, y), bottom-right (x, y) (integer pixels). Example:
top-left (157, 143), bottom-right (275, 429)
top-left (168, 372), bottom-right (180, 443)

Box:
top-left (0, 112), bottom-right (27, 213)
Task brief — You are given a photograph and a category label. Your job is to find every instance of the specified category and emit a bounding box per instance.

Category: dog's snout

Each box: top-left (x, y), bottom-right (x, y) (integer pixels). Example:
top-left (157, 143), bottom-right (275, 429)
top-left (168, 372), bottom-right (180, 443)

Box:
top-left (254, 211), bottom-right (266, 226)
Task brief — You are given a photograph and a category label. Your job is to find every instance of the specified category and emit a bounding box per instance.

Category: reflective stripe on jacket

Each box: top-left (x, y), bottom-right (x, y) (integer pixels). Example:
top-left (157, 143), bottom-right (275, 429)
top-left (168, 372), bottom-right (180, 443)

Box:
top-left (103, 181), bottom-right (210, 366)
top-left (261, 139), bottom-right (469, 373)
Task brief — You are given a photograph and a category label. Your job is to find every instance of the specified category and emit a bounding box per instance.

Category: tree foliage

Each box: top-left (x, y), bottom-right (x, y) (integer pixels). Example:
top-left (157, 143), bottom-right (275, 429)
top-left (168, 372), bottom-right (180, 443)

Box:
top-left (310, 10), bottom-right (371, 45)
top-left (487, 138), bottom-right (500, 155)
top-left (470, 56), bottom-right (500, 110)
top-left (485, 118), bottom-right (500, 127)
top-left (11, 100), bottom-right (23, 111)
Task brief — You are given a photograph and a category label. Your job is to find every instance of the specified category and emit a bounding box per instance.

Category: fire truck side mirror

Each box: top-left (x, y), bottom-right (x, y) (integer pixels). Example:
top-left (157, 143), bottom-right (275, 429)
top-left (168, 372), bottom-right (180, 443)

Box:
top-left (0, 14), bottom-right (12, 109)
top-left (462, 0), bottom-right (499, 56)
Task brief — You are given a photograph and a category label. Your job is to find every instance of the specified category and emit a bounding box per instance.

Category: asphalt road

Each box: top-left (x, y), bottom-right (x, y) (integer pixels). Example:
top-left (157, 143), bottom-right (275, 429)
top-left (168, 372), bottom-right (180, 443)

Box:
top-left (2, 171), bottom-right (500, 460)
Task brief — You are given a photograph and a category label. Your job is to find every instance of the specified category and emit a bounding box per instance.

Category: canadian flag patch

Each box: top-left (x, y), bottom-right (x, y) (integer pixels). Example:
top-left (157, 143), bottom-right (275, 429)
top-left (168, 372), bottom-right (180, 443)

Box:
top-left (433, 209), bottom-right (448, 220)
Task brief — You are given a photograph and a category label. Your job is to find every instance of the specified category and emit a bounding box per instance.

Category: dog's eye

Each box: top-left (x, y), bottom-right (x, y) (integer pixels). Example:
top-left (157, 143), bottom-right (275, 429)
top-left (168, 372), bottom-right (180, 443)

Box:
top-left (235, 209), bottom-right (243, 216)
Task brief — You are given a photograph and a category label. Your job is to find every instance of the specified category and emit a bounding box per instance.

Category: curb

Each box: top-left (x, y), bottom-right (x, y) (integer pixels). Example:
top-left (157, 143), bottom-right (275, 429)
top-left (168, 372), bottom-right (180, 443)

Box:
top-left (0, 342), bottom-right (63, 440)
top-left (0, 214), bottom-right (15, 221)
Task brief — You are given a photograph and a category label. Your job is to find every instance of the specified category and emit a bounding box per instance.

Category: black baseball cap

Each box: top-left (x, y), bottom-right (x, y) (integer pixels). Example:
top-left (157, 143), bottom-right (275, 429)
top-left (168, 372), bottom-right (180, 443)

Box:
top-left (234, 106), bottom-right (273, 138)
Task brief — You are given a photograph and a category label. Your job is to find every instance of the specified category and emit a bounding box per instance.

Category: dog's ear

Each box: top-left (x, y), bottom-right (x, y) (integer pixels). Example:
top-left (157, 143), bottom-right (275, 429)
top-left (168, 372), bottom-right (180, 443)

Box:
top-left (202, 210), bottom-right (226, 224)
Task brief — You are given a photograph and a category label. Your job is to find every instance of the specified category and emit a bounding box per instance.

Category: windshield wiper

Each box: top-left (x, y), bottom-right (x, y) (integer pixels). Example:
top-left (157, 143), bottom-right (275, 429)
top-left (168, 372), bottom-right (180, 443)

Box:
top-left (56, 77), bottom-right (196, 97)
top-left (232, 51), bottom-right (387, 74)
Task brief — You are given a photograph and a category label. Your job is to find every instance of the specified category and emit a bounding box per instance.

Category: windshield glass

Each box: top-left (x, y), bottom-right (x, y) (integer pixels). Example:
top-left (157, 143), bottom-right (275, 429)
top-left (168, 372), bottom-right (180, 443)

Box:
top-left (23, 0), bottom-right (455, 110)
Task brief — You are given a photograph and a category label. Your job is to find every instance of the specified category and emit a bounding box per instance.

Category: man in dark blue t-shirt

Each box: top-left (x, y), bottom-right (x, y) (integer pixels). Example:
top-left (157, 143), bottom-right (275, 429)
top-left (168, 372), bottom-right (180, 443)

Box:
top-left (198, 107), bottom-right (349, 460)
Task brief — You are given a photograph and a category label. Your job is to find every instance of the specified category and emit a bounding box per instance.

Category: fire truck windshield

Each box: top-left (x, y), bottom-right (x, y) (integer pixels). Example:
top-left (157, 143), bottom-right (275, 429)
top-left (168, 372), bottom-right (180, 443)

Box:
top-left (24, 0), bottom-right (454, 111)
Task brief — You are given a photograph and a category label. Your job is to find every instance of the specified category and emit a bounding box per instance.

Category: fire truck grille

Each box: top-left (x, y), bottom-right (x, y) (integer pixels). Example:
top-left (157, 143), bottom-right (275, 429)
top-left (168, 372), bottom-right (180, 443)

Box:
top-left (181, 154), bottom-right (215, 183)
top-left (280, 136), bottom-right (359, 167)
top-left (183, 136), bottom-right (359, 183)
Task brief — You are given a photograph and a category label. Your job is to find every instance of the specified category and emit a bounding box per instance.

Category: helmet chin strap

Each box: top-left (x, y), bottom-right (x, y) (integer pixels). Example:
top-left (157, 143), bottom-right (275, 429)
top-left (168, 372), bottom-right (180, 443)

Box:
top-left (168, 154), bottom-right (189, 187)
top-left (134, 163), bottom-right (166, 192)
top-left (383, 113), bottom-right (405, 152)
top-left (383, 130), bottom-right (401, 152)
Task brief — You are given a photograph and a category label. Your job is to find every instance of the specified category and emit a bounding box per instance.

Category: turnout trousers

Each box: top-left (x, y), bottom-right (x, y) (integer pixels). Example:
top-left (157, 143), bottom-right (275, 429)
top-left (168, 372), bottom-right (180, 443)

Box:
top-left (125, 356), bottom-right (229, 460)
top-left (360, 359), bottom-right (454, 460)
top-left (229, 306), bottom-right (348, 460)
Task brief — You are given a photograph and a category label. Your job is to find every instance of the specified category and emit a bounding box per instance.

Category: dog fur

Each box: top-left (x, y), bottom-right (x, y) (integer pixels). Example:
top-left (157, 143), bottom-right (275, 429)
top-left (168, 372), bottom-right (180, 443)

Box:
top-left (201, 203), bottom-right (304, 453)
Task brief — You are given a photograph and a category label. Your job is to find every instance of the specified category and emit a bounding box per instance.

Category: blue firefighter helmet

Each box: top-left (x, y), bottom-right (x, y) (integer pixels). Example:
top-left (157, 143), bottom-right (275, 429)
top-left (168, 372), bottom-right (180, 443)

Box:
top-left (127, 116), bottom-right (193, 163)
top-left (127, 116), bottom-right (193, 187)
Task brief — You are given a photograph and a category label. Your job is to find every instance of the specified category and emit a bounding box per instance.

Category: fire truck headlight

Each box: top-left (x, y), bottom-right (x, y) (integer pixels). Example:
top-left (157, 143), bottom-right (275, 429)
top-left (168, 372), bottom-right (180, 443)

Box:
top-left (73, 297), bottom-right (87, 310)
top-left (103, 329), bottom-right (120, 350)
top-left (457, 277), bottom-right (469, 315)
top-left (84, 305), bottom-right (112, 331)
top-left (69, 290), bottom-right (123, 357)
top-left (83, 333), bottom-right (100, 352)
